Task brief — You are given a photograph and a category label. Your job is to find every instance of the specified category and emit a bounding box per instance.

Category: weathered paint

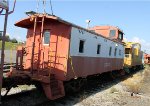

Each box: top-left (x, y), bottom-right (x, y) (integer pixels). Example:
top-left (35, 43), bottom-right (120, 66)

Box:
top-left (67, 57), bottom-right (123, 80)
top-left (14, 14), bottom-right (125, 100)
top-left (14, 15), bottom-right (72, 100)
top-left (70, 27), bottom-right (124, 58)
top-left (23, 19), bottom-right (71, 81)
top-left (66, 27), bottom-right (124, 80)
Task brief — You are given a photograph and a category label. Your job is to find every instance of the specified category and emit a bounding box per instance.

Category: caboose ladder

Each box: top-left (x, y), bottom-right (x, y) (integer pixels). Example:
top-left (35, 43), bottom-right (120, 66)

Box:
top-left (30, 14), bottom-right (38, 74)
top-left (34, 14), bottom-right (65, 100)
top-left (49, 22), bottom-right (65, 99)
top-left (43, 20), bottom-right (65, 100)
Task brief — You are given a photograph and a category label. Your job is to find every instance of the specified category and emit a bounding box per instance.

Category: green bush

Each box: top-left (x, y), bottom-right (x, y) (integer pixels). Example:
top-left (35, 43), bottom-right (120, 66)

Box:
top-left (11, 38), bottom-right (18, 43)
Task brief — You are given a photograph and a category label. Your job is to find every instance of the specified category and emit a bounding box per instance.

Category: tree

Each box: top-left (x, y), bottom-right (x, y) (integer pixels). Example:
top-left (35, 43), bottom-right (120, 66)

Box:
top-left (0, 31), bottom-right (2, 40)
top-left (5, 35), bottom-right (10, 42)
top-left (11, 38), bottom-right (18, 43)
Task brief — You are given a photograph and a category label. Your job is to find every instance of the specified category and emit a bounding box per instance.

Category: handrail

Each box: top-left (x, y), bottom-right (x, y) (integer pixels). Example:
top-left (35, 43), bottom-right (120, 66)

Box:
top-left (69, 55), bottom-right (77, 79)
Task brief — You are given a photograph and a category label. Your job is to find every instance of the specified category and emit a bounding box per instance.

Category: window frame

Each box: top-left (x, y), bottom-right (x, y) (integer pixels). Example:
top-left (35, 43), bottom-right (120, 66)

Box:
top-left (109, 30), bottom-right (116, 37)
top-left (43, 30), bottom-right (50, 46)
top-left (114, 48), bottom-right (117, 56)
top-left (79, 39), bottom-right (85, 53)
top-left (118, 31), bottom-right (123, 40)
top-left (97, 44), bottom-right (101, 55)
top-left (125, 48), bottom-right (131, 54)
top-left (119, 49), bottom-right (121, 56)
top-left (109, 46), bottom-right (112, 56)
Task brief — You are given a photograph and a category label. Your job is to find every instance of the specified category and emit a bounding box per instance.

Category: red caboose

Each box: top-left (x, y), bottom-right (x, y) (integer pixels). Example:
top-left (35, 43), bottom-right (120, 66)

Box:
top-left (144, 53), bottom-right (150, 65)
top-left (10, 13), bottom-right (124, 100)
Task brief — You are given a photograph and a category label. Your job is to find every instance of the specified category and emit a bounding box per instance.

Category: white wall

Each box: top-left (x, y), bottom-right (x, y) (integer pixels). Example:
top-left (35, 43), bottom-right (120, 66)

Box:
top-left (70, 27), bottom-right (124, 59)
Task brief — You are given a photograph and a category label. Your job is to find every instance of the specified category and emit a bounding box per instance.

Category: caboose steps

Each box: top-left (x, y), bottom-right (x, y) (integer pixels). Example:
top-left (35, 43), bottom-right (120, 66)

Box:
top-left (41, 74), bottom-right (65, 100)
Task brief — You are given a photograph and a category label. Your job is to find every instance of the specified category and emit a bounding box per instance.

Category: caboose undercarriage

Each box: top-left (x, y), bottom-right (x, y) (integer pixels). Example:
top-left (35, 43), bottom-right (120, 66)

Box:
top-left (3, 66), bottom-right (65, 100)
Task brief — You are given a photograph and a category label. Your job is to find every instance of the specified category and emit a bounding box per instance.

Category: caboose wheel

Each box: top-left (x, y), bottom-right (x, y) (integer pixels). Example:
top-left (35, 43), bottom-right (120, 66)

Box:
top-left (70, 80), bottom-right (81, 93)
top-left (64, 81), bottom-right (79, 93)
top-left (34, 82), bottom-right (43, 92)
top-left (109, 71), bottom-right (116, 79)
top-left (65, 79), bottom-right (87, 93)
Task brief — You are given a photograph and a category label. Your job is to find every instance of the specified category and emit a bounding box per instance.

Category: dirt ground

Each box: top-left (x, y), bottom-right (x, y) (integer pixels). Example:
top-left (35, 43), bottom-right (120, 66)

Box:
top-left (74, 65), bottom-right (150, 106)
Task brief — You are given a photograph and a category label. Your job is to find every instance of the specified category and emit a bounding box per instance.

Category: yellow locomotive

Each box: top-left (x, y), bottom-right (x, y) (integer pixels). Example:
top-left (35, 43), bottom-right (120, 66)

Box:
top-left (124, 42), bottom-right (143, 71)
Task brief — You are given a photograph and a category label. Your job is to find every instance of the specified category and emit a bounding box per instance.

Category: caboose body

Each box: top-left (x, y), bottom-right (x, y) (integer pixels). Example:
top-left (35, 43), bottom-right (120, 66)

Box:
top-left (144, 53), bottom-right (150, 65)
top-left (12, 13), bottom-right (124, 100)
top-left (124, 42), bottom-right (143, 68)
top-left (89, 26), bottom-right (143, 70)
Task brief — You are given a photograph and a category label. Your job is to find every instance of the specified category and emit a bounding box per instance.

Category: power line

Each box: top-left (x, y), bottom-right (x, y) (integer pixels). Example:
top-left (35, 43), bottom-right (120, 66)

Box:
top-left (36, 0), bottom-right (54, 15)
top-left (49, 0), bottom-right (54, 15)
top-left (36, 0), bottom-right (39, 13)
top-left (43, 0), bottom-right (46, 14)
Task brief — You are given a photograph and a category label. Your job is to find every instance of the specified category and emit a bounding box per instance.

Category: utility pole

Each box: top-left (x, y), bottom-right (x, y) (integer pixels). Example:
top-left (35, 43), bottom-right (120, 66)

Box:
top-left (0, 9), bottom-right (8, 104)
top-left (0, 0), bottom-right (16, 104)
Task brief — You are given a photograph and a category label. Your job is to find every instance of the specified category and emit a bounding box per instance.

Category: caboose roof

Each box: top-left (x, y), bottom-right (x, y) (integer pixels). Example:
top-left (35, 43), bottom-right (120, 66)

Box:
top-left (144, 53), bottom-right (150, 57)
top-left (15, 13), bottom-right (89, 30)
top-left (15, 14), bottom-right (66, 28)
top-left (90, 26), bottom-right (124, 34)
top-left (15, 13), bottom-right (124, 45)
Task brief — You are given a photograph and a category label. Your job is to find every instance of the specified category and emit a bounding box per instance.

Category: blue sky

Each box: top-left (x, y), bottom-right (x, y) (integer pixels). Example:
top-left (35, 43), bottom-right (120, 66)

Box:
top-left (0, 0), bottom-right (150, 53)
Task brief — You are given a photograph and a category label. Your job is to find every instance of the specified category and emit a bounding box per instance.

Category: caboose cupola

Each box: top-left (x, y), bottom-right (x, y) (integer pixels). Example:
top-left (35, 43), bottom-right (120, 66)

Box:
top-left (89, 25), bottom-right (124, 42)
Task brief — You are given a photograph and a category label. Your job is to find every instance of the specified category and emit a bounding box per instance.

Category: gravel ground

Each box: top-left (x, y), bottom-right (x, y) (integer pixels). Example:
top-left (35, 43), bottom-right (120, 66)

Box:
top-left (1, 85), bottom-right (36, 96)
top-left (74, 65), bottom-right (150, 106)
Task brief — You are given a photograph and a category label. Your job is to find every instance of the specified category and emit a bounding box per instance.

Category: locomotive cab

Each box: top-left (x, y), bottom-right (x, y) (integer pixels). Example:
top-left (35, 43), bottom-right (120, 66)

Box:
top-left (125, 48), bottom-right (131, 58)
top-left (124, 42), bottom-right (143, 69)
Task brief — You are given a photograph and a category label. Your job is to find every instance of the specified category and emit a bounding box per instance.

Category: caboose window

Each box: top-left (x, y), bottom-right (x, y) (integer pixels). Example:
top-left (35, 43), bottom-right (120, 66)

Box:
top-left (79, 40), bottom-right (85, 53)
top-left (118, 32), bottom-right (123, 40)
top-left (43, 31), bottom-right (50, 45)
top-left (109, 47), bottom-right (112, 56)
top-left (119, 50), bottom-right (121, 56)
top-left (109, 30), bottom-right (116, 37)
top-left (97, 44), bottom-right (101, 54)
top-left (114, 48), bottom-right (117, 56)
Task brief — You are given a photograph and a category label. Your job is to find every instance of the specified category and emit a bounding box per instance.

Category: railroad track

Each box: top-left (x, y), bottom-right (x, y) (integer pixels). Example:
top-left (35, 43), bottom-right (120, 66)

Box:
top-left (1, 63), bottom-right (16, 72)
top-left (1, 68), bottom-right (142, 106)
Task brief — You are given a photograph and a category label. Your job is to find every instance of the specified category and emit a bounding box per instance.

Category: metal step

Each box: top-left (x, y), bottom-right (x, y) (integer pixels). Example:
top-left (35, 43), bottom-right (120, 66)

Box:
top-left (51, 88), bottom-right (61, 96)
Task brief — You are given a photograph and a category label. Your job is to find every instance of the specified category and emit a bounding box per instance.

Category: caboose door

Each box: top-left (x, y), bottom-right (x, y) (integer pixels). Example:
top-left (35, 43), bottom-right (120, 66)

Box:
top-left (40, 30), bottom-right (51, 70)
top-left (41, 29), bottom-right (59, 71)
